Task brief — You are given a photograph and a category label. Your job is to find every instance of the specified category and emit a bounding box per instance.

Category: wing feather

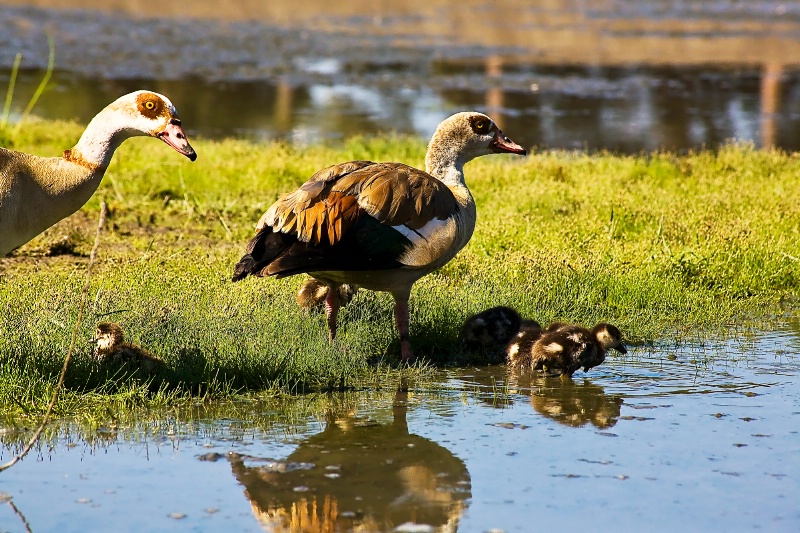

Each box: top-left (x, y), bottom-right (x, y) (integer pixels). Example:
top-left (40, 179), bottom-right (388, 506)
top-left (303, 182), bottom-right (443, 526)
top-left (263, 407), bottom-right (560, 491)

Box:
top-left (255, 160), bottom-right (458, 249)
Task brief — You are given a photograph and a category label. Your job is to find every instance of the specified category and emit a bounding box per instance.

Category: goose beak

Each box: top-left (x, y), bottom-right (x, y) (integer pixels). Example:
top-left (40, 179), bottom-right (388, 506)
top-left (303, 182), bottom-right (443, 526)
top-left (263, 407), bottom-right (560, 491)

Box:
top-left (157, 118), bottom-right (197, 161)
top-left (490, 130), bottom-right (527, 156)
top-left (614, 344), bottom-right (628, 354)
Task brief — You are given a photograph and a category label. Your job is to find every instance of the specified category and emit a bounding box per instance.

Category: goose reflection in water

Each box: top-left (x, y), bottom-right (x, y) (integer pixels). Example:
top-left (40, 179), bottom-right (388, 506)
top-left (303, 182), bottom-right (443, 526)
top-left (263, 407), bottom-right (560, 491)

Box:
top-left (509, 372), bottom-right (624, 429)
top-left (227, 387), bottom-right (471, 532)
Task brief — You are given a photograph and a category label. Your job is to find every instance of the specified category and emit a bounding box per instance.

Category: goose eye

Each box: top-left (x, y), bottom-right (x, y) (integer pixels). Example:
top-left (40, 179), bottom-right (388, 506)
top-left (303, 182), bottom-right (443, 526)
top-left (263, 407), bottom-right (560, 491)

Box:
top-left (144, 101), bottom-right (155, 110)
top-left (471, 117), bottom-right (490, 134)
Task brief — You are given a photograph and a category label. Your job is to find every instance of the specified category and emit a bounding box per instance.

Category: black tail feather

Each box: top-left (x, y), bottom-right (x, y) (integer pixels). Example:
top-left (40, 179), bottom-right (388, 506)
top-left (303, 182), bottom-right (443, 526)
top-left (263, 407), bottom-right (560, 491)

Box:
top-left (232, 254), bottom-right (257, 282)
top-left (231, 228), bottom-right (295, 282)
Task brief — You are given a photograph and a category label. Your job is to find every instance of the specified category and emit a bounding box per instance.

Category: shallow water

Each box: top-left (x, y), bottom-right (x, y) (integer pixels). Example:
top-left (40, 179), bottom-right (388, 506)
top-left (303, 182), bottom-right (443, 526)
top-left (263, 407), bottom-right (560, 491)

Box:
top-left (0, 1), bottom-right (799, 152)
top-left (2, 326), bottom-right (799, 532)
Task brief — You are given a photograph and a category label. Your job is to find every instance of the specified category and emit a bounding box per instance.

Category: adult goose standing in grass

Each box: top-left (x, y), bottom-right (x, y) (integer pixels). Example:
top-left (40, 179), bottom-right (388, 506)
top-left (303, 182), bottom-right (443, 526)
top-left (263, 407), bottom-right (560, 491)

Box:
top-left (233, 112), bottom-right (526, 363)
top-left (0, 91), bottom-right (197, 256)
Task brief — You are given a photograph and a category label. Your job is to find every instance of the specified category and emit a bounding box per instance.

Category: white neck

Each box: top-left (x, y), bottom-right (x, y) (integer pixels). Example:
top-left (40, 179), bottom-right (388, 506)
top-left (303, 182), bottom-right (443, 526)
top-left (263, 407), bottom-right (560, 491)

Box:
top-left (68, 108), bottom-right (145, 169)
top-left (426, 149), bottom-right (475, 227)
top-left (426, 144), bottom-right (471, 188)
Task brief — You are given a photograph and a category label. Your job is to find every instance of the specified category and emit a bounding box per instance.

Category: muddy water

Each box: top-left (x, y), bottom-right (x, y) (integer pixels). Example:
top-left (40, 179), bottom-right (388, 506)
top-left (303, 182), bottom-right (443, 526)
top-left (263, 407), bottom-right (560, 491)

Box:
top-left (0, 2), bottom-right (799, 152)
top-left (2, 327), bottom-right (799, 532)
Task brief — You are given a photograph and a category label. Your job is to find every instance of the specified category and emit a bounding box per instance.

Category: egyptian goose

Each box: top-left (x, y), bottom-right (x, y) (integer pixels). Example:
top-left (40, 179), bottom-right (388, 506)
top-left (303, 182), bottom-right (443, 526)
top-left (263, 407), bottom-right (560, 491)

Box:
top-left (459, 306), bottom-right (528, 349)
top-left (296, 278), bottom-right (359, 310)
top-left (0, 91), bottom-right (196, 256)
top-left (92, 322), bottom-right (165, 373)
top-left (232, 112), bottom-right (526, 362)
top-left (507, 322), bottom-right (626, 375)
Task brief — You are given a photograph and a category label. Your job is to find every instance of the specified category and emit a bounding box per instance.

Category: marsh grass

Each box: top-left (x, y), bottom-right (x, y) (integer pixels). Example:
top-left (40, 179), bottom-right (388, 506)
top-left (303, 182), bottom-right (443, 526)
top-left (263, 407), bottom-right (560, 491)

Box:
top-left (2, 120), bottom-right (800, 419)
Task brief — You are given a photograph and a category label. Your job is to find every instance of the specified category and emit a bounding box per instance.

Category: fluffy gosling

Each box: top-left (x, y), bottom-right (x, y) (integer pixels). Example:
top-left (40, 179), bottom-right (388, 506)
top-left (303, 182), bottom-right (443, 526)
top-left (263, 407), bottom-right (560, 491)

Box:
top-left (92, 322), bottom-right (165, 373)
top-left (507, 322), bottom-right (626, 376)
top-left (459, 306), bottom-right (535, 349)
top-left (296, 278), bottom-right (359, 310)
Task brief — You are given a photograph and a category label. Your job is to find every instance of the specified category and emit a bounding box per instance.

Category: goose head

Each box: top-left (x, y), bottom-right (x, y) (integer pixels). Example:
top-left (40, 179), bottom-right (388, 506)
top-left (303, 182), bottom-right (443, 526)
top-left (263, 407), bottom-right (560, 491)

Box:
top-left (109, 91), bottom-right (197, 161)
top-left (592, 323), bottom-right (627, 354)
top-left (92, 322), bottom-right (125, 358)
top-left (425, 112), bottom-right (526, 180)
top-left (68, 91), bottom-right (197, 169)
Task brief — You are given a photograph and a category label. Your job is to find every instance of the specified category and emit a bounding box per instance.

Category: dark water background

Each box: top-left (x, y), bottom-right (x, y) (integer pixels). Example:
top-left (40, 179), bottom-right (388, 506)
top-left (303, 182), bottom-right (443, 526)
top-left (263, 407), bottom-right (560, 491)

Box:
top-left (0, 1), bottom-right (799, 152)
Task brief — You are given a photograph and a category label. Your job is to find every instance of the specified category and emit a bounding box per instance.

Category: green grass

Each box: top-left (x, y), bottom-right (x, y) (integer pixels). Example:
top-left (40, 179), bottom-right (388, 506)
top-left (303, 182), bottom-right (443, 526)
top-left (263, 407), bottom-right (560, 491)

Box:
top-left (2, 120), bottom-right (800, 420)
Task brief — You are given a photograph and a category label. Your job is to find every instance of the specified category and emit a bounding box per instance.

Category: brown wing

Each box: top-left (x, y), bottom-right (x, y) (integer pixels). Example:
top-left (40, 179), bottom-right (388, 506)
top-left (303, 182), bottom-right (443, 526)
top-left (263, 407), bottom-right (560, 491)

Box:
top-left (259, 161), bottom-right (458, 246)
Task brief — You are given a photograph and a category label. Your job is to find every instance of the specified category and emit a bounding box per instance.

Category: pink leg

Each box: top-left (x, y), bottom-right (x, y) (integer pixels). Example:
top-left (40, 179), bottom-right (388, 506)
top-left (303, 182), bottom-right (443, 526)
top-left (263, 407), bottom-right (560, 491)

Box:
top-left (324, 286), bottom-right (341, 341)
top-left (393, 296), bottom-right (414, 363)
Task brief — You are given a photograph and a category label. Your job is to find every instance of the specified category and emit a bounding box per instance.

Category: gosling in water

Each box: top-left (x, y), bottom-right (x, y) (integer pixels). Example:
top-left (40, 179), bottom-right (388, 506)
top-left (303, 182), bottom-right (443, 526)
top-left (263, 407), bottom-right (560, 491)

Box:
top-left (92, 322), bottom-right (165, 373)
top-left (507, 322), bottom-right (626, 376)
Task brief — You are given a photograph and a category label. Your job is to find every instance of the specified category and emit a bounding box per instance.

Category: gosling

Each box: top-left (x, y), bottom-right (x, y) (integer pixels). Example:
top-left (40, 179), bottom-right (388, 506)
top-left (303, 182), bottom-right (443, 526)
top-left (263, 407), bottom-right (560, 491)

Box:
top-left (296, 278), bottom-right (359, 310)
top-left (92, 322), bottom-right (164, 373)
top-left (507, 322), bottom-right (626, 376)
top-left (459, 306), bottom-right (535, 349)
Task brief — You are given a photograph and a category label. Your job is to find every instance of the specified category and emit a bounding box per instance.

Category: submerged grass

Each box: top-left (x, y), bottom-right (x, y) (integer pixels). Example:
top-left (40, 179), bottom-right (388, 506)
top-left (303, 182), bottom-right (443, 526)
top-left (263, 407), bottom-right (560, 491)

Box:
top-left (2, 120), bottom-right (800, 419)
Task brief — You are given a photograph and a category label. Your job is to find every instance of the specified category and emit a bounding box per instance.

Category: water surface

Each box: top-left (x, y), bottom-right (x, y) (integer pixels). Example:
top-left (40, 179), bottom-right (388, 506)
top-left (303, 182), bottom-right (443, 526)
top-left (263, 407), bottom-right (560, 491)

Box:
top-left (0, 1), bottom-right (799, 152)
top-left (2, 327), bottom-right (799, 531)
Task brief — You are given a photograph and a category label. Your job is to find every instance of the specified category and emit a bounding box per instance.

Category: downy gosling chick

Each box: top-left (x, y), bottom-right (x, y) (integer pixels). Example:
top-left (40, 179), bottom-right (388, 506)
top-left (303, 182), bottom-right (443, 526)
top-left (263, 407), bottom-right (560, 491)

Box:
top-left (296, 278), bottom-right (359, 310)
top-left (507, 322), bottom-right (626, 376)
top-left (92, 322), bottom-right (165, 373)
top-left (459, 306), bottom-right (533, 349)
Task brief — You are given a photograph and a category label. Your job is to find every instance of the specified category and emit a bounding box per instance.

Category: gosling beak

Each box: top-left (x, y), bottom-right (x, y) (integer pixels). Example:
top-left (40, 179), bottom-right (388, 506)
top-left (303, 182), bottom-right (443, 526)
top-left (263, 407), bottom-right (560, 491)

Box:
top-left (157, 118), bottom-right (197, 161)
top-left (490, 129), bottom-right (527, 156)
top-left (614, 344), bottom-right (628, 354)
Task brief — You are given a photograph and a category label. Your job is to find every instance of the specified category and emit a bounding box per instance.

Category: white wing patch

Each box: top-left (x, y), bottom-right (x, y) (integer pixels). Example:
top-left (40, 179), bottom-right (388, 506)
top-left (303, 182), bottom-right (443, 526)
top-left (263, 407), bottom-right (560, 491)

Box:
top-left (393, 217), bottom-right (457, 267)
top-left (507, 343), bottom-right (519, 358)
top-left (543, 342), bottom-right (563, 353)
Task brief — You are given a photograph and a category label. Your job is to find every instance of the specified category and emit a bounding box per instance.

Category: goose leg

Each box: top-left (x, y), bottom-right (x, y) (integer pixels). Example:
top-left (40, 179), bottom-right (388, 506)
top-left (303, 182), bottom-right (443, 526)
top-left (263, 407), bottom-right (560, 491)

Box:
top-left (324, 285), bottom-right (341, 341)
top-left (392, 293), bottom-right (414, 364)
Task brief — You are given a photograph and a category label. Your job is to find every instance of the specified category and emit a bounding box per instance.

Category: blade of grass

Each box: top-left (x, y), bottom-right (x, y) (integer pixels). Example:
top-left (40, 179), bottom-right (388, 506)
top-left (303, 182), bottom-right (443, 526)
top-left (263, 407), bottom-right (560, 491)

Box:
top-left (1, 53), bottom-right (22, 129)
top-left (13, 34), bottom-right (55, 135)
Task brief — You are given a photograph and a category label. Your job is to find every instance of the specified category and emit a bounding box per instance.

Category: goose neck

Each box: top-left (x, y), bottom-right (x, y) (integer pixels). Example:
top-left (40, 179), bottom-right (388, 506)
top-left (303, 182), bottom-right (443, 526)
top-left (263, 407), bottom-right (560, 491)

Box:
top-left (67, 108), bottom-right (142, 169)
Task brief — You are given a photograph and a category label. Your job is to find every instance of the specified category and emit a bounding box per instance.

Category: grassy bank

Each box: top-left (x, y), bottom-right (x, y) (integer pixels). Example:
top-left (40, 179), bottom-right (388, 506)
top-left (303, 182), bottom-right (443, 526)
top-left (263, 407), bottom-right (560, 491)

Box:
top-left (2, 120), bottom-right (800, 418)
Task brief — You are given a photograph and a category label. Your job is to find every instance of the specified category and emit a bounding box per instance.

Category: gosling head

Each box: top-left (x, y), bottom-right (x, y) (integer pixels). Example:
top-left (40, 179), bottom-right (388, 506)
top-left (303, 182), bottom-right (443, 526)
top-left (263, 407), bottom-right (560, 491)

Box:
top-left (92, 322), bottom-right (125, 359)
top-left (592, 323), bottom-right (627, 354)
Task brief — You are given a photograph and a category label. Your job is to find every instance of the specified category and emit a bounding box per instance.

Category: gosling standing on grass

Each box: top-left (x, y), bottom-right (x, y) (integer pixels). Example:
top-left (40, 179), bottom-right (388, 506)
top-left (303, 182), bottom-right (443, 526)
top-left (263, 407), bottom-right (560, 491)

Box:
top-left (296, 278), bottom-right (359, 310)
top-left (459, 306), bottom-right (540, 349)
top-left (92, 322), bottom-right (165, 373)
top-left (507, 322), bottom-right (626, 376)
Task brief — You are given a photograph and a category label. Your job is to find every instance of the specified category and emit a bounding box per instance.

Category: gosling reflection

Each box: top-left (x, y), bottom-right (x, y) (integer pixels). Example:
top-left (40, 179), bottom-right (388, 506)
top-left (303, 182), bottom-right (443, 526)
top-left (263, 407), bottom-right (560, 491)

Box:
top-left (228, 388), bottom-right (471, 532)
top-left (510, 372), bottom-right (623, 429)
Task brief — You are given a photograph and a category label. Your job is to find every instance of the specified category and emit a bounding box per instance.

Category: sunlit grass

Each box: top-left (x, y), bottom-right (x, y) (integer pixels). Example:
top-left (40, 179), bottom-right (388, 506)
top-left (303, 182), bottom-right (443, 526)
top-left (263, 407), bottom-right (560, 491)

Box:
top-left (2, 119), bottom-right (800, 419)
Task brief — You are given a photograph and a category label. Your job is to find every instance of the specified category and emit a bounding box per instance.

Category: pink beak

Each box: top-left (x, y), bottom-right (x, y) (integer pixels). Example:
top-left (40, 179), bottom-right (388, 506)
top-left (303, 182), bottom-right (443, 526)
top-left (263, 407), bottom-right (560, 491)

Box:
top-left (490, 129), bottom-right (527, 156)
top-left (157, 118), bottom-right (197, 161)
